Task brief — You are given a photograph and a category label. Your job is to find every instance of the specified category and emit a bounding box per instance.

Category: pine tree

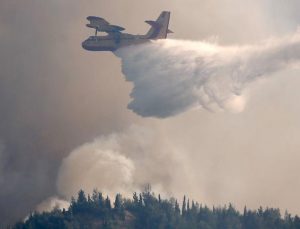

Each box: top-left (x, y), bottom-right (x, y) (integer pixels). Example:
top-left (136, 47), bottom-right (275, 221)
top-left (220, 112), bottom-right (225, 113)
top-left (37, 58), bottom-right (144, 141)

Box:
top-left (133, 192), bottom-right (139, 205)
top-left (98, 192), bottom-right (104, 206)
top-left (182, 196), bottom-right (187, 217)
top-left (114, 194), bottom-right (125, 220)
top-left (88, 194), bottom-right (92, 203)
top-left (69, 196), bottom-right (76, 212)
top-left (77, 190), bottom-right (87, 203)
top-left (114, 194), bottom-right (122, 210)
top-left (105, 196), bottom-right (112, 210)
top-left (92, 189), bottom-right (98, 202)
top-left (139, 193), bottom-right (143, 207)
top-left (175, 200), bottom-right (181, 215)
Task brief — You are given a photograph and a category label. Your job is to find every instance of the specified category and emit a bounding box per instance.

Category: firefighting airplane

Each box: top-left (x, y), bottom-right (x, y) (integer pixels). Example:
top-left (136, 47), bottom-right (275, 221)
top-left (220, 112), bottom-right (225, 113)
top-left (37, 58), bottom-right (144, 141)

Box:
top-left (82, 11), bottom-right (173, 51)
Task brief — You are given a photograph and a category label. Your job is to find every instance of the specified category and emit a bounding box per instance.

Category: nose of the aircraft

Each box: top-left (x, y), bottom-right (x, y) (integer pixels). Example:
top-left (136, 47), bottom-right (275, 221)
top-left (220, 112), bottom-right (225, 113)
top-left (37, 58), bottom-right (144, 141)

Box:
top-left (82, 40), bottom-right (88, 50)
top-left (81, 41), bottom-right (86, 49)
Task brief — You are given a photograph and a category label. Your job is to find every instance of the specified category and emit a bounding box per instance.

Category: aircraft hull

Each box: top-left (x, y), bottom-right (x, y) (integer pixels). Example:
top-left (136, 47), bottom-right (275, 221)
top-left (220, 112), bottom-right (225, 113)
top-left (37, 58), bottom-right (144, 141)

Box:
top-left (82, 37), bottom-right (149, 52)
top-left (81, 45), bottom-right (117, 51)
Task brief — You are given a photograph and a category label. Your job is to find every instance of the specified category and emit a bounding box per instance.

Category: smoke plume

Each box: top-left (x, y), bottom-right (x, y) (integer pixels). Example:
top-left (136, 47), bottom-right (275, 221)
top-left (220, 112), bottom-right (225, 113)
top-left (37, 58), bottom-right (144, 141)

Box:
top-left (55, 125), bottom-right (191, 200)
top-left (115, 32), bottom-right (300, 118)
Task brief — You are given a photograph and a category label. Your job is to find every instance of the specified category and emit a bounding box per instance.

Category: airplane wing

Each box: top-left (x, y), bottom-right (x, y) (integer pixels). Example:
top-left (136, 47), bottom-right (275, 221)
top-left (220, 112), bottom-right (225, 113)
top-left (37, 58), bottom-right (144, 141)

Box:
top-left (86, 16), bottom-right (125, 33)
top-left (87, 16), bottom-right (109, 27)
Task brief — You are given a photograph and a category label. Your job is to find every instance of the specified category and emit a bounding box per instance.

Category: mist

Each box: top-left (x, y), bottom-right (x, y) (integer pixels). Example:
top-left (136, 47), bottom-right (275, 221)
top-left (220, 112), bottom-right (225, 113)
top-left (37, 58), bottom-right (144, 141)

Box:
top-left (115, 33), bottom-right (300, 118)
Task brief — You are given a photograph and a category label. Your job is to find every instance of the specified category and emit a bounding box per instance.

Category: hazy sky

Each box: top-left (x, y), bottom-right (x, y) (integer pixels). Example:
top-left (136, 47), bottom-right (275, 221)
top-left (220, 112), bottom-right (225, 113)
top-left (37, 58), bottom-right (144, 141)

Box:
top-left (1, 0), bottom-right (300, 226)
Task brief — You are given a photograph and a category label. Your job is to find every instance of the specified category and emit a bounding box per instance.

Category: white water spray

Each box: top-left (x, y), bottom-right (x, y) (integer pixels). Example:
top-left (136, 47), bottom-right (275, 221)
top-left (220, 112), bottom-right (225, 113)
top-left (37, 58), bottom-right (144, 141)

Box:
top-left (115, 32), bottom-right (300, 118)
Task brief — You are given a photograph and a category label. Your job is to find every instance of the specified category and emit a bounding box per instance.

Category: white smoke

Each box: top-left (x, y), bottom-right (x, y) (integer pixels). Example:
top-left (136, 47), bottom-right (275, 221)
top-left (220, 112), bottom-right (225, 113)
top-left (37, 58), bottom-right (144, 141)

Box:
top-left (57, 137), bottom-right (135, 198)
top-left (35, 197), bottom-right (69, 213)
top-left (56, 125), bottom-right (190, 200)
top-left (115, 31), bottom-right (300, 118)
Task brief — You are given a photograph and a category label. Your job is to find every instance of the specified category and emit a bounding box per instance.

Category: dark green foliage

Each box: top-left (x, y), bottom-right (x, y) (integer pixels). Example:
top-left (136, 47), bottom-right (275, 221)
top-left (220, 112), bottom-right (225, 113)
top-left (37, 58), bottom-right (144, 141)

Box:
top-left (11, 190), bottom-right (300, 229)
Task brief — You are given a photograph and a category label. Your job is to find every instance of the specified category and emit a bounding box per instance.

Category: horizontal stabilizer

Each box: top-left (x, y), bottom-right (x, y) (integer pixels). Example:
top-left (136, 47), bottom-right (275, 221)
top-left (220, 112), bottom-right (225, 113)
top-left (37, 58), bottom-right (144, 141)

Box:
top-left (145, 20), bottom-right (161, 28)
top-left (167, 29), bottom-right (173, 33)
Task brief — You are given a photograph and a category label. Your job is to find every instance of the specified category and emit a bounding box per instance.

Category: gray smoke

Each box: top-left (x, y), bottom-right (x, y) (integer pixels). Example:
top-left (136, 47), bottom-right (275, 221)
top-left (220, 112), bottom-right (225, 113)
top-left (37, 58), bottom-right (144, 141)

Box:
top-left (115, 33), bottom-right (300, 118)
top-left (0, 1), bottom-right (134, 226)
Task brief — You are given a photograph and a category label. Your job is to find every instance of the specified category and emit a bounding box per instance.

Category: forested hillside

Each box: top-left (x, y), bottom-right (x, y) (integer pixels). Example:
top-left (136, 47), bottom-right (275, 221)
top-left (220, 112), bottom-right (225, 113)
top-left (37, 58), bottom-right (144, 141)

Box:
top-left (11, 189), bottom-right (300, 229)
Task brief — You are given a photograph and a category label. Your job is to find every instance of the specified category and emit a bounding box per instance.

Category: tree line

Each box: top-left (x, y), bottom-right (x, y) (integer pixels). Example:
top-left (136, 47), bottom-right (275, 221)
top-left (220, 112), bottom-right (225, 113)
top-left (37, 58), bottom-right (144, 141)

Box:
top-left (11, 189), bottom-right (300, 229)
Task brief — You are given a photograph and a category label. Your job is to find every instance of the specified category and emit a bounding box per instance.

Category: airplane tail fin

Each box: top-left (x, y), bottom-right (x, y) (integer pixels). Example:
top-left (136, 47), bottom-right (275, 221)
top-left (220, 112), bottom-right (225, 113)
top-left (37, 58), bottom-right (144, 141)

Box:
top-left (145, 11), bottom-right (173, 39)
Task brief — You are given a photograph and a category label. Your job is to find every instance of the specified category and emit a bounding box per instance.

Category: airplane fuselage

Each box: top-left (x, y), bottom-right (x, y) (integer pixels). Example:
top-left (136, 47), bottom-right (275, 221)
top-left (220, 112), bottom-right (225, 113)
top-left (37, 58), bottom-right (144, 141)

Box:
top-left (82, 34), bottom-right (150, 51)
top-left (82, 11), bottom-right (172, 52)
